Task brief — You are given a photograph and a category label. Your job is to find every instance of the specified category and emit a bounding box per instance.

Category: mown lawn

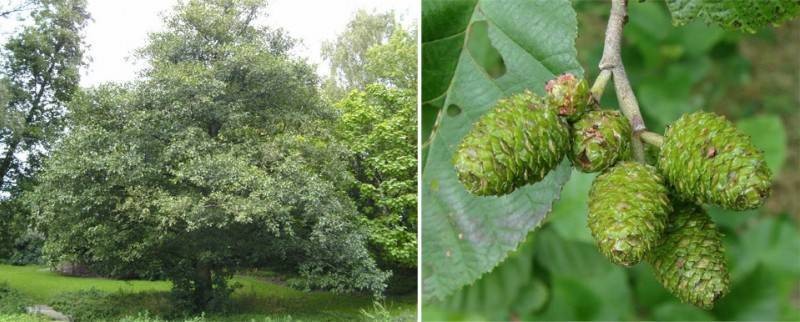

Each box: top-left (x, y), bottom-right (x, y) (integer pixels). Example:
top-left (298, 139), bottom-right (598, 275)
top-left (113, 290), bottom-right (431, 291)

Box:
top-left (0, 264), bottom-right (416, 321)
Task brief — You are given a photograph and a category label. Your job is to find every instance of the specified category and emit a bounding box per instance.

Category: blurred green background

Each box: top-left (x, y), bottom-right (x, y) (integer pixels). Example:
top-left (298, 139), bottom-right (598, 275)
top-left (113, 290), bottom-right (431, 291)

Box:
top-left (423, 0), bottom-right (800, 320)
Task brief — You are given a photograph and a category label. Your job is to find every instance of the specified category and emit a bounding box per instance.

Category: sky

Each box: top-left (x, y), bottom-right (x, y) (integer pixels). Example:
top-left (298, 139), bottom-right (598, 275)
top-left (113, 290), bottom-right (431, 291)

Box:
top-left (78, 0), bottom-right (419, 87)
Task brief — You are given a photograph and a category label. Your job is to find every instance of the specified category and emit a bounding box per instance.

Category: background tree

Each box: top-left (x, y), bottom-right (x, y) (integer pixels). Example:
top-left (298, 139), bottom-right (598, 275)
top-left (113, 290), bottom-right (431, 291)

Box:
top-left (326, 11), bottom-right (418, 293)
top-left (0, 0), bottom-right (37, 18)
top-left (320, 9), bottom-right (397, 100)
top-left (336, 84), bottom-right (417, 293)
top-left (0, 0), bottom-right (87, 261)
top-left (29, 0), bottom-right (388, 311)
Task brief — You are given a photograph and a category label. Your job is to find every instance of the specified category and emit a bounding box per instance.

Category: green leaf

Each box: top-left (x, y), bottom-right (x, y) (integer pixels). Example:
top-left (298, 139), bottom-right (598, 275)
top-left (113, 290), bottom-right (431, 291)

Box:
top-left (547, 170), bottom-right (596, 243)
top-left (530, 248), bottom-right (633, 320)
top-left (652, 302), bottom-right (715, 321)
top-left (421, 0), bottom-right (581, 301)
top-left (440, 233), bottom-right (548, 320)
top-left (713, 265), bottom-right (782, 321)
top-left (665, 0), bottom-right (800, 33)
top-left (736, 114), bottom-right (787, 175)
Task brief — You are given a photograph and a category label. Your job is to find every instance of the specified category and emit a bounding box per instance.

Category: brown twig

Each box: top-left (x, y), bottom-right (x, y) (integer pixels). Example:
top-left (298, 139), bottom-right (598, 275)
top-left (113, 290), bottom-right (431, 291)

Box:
top-left (598, 0), bottom-right (647, 162)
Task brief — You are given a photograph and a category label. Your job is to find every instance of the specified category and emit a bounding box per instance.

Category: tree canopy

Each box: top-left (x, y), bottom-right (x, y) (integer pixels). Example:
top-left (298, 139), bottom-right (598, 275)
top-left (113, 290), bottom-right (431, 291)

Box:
top-left (0, 0), bottom-right (88, 261)
top-left (325, 9), bottom-right (418, 293)
top-left (29, 0), bottom-right (388, 310)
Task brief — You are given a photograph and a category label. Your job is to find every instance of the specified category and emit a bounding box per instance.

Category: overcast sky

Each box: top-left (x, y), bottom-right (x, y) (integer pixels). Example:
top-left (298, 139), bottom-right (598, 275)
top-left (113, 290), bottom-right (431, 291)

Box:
top-left (77, 0), bottom-right (418, 86)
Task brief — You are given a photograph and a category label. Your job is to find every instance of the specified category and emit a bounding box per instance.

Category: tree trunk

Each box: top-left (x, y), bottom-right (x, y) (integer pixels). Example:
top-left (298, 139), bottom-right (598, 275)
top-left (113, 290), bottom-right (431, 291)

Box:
top-left (194, 264), bottom-right (213, 309)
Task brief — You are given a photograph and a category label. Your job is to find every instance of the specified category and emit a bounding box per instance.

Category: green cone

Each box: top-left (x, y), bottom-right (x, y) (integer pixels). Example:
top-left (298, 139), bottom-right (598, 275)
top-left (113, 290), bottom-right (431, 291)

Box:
top-left (588, 162), bottom-right (672, 266)
top-left (569, 110), bottom-right (632, 173)
top-left (658, 112), bottom-right (771, 210)
top-left (453, 91), bottom-right (570, 196)
top-left (545, 73), bottom-right (590, 123)
top-left (648, 203), bottom-right (730, 310)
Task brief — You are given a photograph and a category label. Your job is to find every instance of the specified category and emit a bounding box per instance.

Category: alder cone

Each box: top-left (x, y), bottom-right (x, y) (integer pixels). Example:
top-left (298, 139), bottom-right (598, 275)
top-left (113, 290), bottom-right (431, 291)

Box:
top-left (658, 112), bottom-right (771, 210)
top-left (569, 110), bottom-right (632, 173)
top-left (545, 73), bottom-right (591, 123)
top-left (588, 162), bottom-right (671, 266)
top-left (648, 203), bottom-right (730, 310)
top-left (453, 91), bottom-right (570, 196)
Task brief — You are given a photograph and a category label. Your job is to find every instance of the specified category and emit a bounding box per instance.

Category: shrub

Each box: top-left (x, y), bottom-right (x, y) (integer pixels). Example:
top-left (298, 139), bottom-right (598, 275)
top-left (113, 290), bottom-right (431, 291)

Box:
top-left (48, 289), bottom-right (119, 322)
top-left (0, 283), bottom-right (30, 314)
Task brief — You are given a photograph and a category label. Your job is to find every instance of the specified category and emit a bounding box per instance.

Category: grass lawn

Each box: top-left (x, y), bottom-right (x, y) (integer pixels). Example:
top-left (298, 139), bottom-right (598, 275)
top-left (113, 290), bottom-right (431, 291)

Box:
top-left (0, 264), bottom-right (416, 321)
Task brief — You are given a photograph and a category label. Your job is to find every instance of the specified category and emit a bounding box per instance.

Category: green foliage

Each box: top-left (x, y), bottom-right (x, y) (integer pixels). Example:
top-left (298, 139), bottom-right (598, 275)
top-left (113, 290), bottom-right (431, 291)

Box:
top-left (335, 85), bottom-right (417, 271)
top-left (321, 9), bottom-right (401, 99)
top-left (29, 0), bottom-right (387, 311)
top-left (7, 231), bottom-right (43, 265)
top-left (434, 235), bottom-right (548, 320)
top-left (0, 282), bottom-right (32, 314)
top-left (0, 0), bottom-right (88, 263)
top-left (421, 0), bottom-right (580, 300)
top-left (328, 10), bottom-right (418, 294)
top-left (365, 27), bottom-right (418, 90)
top-left (0, 0), bottom-right (88, 190)
top-left (49, 289), bottom-right (120, 321)
top-left (665, 0), bottom-right (800, 33)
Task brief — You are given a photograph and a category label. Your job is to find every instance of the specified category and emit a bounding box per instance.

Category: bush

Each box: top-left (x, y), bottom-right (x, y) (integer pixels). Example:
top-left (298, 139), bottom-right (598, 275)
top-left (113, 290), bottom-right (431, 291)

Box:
top-left (8, 232), bottom-right (44, 266)
top-left (48, 289), bottom-right (120, 322)
top-left (0, 314), bottom-right (48, 322)
top-left (0, 283), bottom-right (30, 314)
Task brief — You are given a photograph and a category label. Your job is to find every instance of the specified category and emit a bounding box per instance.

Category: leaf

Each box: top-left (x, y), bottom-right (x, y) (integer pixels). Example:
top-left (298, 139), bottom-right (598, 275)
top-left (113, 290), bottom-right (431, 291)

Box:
top-left (440, 233), bottom-right (548, 320)
top-left (665, 0), bottom-right (800, 33)
top-left (736, 114), bottom-right (787, 175)
top-left (729, 215), bottom-right (800, 281)
top-left (713, 265), bottom-right (782, 321)
top-left (547, 170), bottom-right (596, 243)
top-left (421, 0), bottom-right (581, 301)
top-left (530, 253), bottom-right (633, 320)
top-left (652, 302), bottom-right (715, 321)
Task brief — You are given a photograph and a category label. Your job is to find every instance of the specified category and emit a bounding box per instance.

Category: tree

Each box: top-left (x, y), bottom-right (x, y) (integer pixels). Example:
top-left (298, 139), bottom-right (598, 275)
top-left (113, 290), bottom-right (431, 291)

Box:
top-left (0, 0), bottom-right (87, 261)
top-left (29, 0), bottom-right (387, 311)
top-left (0, 0), bottom-right (88, 192)
top-left (326, 10), bottom-right (418, 293)
top-left (365, 25), bottom-right (417, 90)
top-left (320, 9), bottom-right (397, 100)
top-left (0, 0), bottom-right (37, 19)
top-left (335, 84), bottom-right (417, 292)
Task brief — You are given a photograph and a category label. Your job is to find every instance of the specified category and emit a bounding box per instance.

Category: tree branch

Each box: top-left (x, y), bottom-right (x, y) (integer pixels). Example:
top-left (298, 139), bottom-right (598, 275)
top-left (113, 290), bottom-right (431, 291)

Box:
top-left (590, 69), bottom-right (611, 106)
top-left (640, 131), bottom-right (664, 147)
top-left (599, 0), bottom-right (647, 163)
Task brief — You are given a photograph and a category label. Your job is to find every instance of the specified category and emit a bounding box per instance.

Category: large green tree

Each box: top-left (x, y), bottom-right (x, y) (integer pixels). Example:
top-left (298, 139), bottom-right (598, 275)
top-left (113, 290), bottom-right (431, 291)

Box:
top-left (0, 0), bottom-right (87, 259)
top-left (329, 11), bottom-right (418, 293)
top-left (29, 0), bottom-right (387, 311)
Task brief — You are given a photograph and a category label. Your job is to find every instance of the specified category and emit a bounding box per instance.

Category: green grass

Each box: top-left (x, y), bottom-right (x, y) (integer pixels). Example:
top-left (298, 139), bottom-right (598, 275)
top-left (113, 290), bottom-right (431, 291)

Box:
top-left (0, 265), bottom-right (170, 301)
top-left (0, 265), bottom-right (416, 321)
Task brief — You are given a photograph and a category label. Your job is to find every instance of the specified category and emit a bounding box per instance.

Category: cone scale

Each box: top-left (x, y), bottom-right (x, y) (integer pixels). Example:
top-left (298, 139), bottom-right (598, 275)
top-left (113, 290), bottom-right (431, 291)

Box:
top-left (569, 110), bottom-right (632, 173)
top-left (658, 112), bottom-right (771, 210)
top-left (453, 91), bottom-right (570, 196)
top-left (588, 162), bottom-right (672, 266)
top-left (648, 203), bottom-right (730, 309)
